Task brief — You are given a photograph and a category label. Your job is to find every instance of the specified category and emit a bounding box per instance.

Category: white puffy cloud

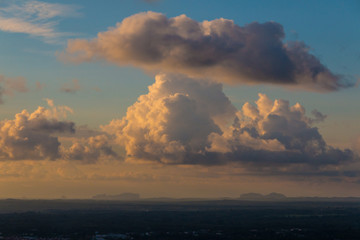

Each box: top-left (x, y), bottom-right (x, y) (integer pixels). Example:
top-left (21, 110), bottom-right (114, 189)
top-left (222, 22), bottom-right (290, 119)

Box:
top-left (62, 134), bottom-right (117, 163)
top-left (61, 12), bottom-right (353, 91)
top-left (0, 99), bottom-right (117, 162)
top-left (103, 73), bottom-right (235, 164)
top-left (0, 99), bottom-right (75, 160)
top-left (208, 93), bottom-right (355, 168)
top-left (103, 74), bottom-right (357, 172)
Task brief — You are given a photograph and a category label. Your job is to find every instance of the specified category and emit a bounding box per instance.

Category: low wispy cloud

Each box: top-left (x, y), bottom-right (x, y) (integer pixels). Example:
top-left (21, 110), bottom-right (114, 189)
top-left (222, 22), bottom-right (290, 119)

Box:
top-left (0, 0), bottom-right (79, 43)
top-left (0, 75), bottom-right (29, 103)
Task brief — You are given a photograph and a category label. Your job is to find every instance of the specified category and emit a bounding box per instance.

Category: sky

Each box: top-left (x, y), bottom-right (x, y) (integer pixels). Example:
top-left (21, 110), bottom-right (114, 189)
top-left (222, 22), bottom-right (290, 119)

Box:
top-left (0, 0), bottom-right (359, 199)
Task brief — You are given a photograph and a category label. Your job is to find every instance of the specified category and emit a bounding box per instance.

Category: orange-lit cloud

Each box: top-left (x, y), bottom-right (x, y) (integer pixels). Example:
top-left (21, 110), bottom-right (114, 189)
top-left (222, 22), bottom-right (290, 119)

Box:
top-left (102, 73), bottom-right (236, 164)
top-left (0, 99), bottom-right (74, 160)
top-left (102, 74), bottom-right (357, 176)
top-left (61, 12), bottom-right (353, 91)
top-left (62, 134), bottom-right (117, 163)
top-left (0, 74), bottom-right (356, 180)
top-left (0, 99), bottom-right (115, 162)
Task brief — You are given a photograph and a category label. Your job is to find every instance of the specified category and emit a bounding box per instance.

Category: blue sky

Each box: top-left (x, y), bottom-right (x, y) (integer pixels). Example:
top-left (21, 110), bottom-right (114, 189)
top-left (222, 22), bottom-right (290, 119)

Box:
top-left (1, 0), bottom-right (359, 129)
top-left (0, 0), bottom-right (359, 198)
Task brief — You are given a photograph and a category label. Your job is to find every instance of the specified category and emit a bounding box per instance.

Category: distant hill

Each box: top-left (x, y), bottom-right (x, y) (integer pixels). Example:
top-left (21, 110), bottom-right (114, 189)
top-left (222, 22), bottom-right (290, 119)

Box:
top-left (264, 192), bottom-right (287, 200)
top-left (92, 193), bottom-right (140, 200)
top-left (240, 192), bottom-right (287, 200)
top-left (239, 193), bottom-right (264, 200)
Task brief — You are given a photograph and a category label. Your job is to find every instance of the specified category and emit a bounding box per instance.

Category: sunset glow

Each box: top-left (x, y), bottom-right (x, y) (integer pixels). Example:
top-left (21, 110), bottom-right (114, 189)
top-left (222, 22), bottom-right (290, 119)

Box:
top-left (0, 0), bottom-right (359, 199)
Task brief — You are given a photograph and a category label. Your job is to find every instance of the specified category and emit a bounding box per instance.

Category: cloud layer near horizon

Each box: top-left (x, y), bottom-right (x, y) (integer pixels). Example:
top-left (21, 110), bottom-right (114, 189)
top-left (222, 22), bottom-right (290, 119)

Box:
top-left (103, 74), bottom-right (357, 174)
top-left (0, 74), bottom-right (357, 179)
top-left (62, 12), bottom-right (352, 91)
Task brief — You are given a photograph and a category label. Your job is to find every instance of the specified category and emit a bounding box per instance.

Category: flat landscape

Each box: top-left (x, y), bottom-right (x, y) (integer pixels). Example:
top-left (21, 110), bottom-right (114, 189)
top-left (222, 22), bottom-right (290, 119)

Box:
top-left (1, 199), bottom-right (360, 239)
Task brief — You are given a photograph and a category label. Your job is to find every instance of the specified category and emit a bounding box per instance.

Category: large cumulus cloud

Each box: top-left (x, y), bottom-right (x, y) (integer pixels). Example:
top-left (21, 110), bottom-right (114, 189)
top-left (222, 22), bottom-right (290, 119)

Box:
top-left (61, 12), bottom-right (352, 91)
top-left (208, 93), bottom-right (355, 168)
top-left (103, 74), bottom-right (356, 173)
top-left (103, 73), bottom-right (235, 164)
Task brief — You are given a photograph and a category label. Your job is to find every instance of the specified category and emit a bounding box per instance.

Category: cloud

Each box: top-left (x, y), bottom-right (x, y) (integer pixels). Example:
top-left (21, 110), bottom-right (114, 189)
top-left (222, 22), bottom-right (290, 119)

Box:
top-left (62, 134), bottom-right (118, 163)
top-left (102, 73), bottom-right (236, 164)
top-left (61, 11), bottom-right (353, 91)
top-left (309, 109), bottom-right (327, 124)
top-left (0, 99), bottom-right (75, 160)
top-left (102, 74), bottom-right (357, 175)
top-left (207, 93), bottom-right (355, 168)
top-left (0, 0), bottom-right (79, 43)
top-left (0, 75), bottom-right (29, 103)
top-left (60, 79), bottom-right (81, 93)
top-left (0, 99), bottom-right (116, 162)
top-left (36, 81), bottom-right (46, 90)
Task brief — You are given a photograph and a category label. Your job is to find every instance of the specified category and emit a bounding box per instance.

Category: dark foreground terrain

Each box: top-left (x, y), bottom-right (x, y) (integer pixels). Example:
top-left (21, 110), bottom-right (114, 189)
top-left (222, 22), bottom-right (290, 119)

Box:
top-left (0, 199), bottom-right (360, 239)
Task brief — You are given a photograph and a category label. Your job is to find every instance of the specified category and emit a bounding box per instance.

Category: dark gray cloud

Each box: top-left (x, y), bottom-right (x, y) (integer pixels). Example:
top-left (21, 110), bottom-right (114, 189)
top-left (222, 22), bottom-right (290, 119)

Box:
top-left (61, 12), bottom-right (354, 91)
top-left (310, 109), bottom-right (327, 123)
